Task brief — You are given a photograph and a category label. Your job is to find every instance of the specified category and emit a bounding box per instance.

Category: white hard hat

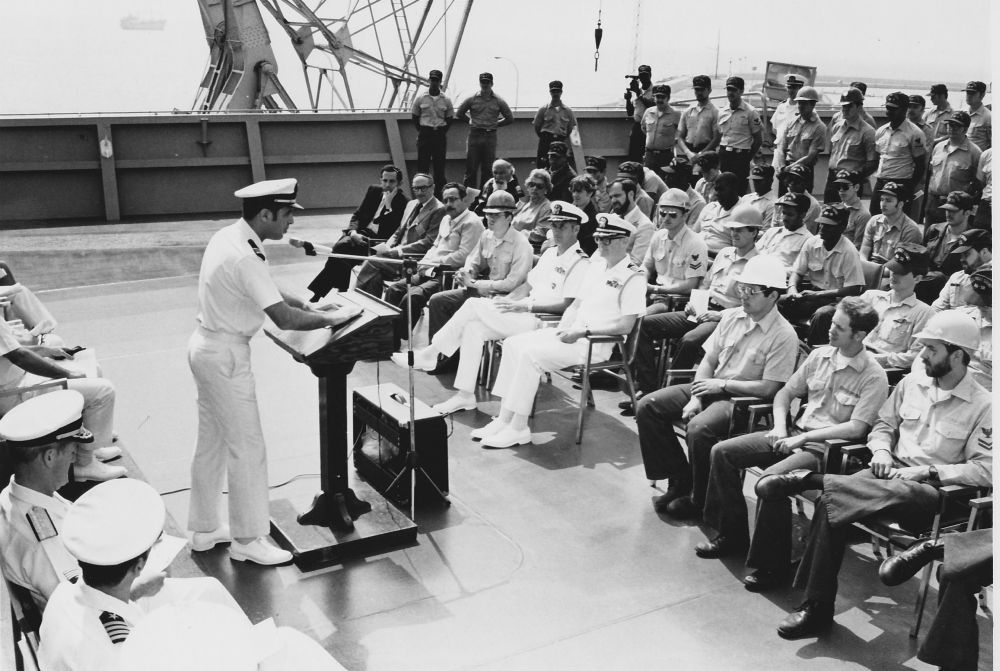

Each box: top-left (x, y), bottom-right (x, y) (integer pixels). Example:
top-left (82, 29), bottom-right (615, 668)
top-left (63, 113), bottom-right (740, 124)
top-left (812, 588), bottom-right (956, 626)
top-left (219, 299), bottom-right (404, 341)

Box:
top-left (913, 311), bottom-right (981, 354)
top-left (736, 255), bottom-right (787, 290)
top-left (657, 188), bottom-right (689, 211)
top-left (793, 86), bottom-right (821, 103)
top-left (62, 479), bottom-right (165, 565)
top-left (723, 204), bottom-right (765, 229)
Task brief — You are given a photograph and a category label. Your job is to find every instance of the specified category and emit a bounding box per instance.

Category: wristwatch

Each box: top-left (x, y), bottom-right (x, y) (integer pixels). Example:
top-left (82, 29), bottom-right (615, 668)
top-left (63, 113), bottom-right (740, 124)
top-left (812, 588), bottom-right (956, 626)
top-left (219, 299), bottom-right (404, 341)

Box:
top-left (927, 465), bottom-right (940, 484)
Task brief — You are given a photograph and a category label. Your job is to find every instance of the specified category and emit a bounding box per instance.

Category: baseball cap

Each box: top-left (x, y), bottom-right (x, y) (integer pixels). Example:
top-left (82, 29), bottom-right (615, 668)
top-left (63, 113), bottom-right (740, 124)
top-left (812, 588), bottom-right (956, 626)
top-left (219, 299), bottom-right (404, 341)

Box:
top-left (849, 81), bottom-right (868, 95)
top-left (651, 84), bottom-right (671, 96)
top-left (952, 228), bottom-right (991, 254)
top-left (970, 268), bottom-right (991, 296)
top-left (927, 84), bottom-right (948, 96)
top-left (664, 155), bottom-right (693, 175)
top-left (548, 80), bottom-right (563, 91)
top-left (939, 191), bottom-right (975, 211)
top-left (692, 75), bottom-right (711, 89)
top-left (840, 87), bottom-right (864, 105)
top-left (547, 141), bottom-right (569, 157)
top-left (592, 213), bottom-right (636, 239)
top-left (781, 164), bottom-right (810, 180)
top-left (479, 72), bottom-right (494, 83)
top-left (885, 243), bottom-right (930, 276)
top-left (637, 65), bottom-right (652, 75)
top-left (965, 81), bottom-right (987, 94)
top-left (750, 164), bottom-right (775, 181)
top-left (945, 111), bottom-right (972, 128)
top-left (884, 92), bottom-right (909, 108)
top-left (775, 192), bottom-right (810, 213)
top-left (878, 181), bottom-right (909, 201)
top-left (584, 155), bottom-right (607, 173)
top-left (908, 94), bottom-right (926, 108)
top-left (816, 205), bottom-right (849, 228)
top-left (616, 161), bottom-right (644, 181)
top-left (428, 69), bottom-right (443, 80)
top-left (725, 76), bottom-right (745, 91)
top-left (834, 169), bottom-right (863, 185)
top-left (693, 151), bottom-right (719, 169)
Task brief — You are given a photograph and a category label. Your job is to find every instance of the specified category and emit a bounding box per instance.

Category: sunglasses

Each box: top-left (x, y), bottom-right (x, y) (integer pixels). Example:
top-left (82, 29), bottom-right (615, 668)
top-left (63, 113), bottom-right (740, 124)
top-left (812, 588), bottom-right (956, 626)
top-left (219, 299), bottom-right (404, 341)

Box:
top-left (526, 182), bottom-right (545, 188)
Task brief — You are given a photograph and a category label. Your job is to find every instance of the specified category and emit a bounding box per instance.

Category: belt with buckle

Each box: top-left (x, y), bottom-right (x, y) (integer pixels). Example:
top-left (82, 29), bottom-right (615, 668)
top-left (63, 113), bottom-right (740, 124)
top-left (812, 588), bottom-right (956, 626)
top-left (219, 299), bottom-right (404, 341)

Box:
top-left (721, 146), bottom-right (751, 153)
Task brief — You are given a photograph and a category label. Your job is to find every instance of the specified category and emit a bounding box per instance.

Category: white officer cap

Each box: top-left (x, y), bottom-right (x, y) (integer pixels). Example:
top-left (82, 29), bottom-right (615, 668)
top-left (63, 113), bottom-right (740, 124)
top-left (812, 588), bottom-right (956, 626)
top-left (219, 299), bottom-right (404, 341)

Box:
top-left (913, 311), bottom-right (980, 355)
top-left (63, 479), bottom-right (165, 566)
top-left (736, 255), bottom-right (787, 289)
top-left (119, 602), bottom-right (259, 671)
top-left (657, 188), bottom-right (690, 211)
top-left (233, 178), bottom-right (304, 209)
top-left (547, 201), bottom-right (587, 225)
top-left (0, 390), bottom-right (93, 448)
top-left (592, 213), bottom-right (636, 239)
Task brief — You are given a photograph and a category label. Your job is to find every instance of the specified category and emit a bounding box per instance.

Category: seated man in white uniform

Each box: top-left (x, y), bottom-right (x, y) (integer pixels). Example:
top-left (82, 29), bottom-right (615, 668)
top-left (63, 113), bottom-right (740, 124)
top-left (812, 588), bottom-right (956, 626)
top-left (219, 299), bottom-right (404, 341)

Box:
top-left (473, 213), bottom-right (646, 448)
top-left (0, 391), bottom-right (120, 610)
top-left (0, 318), bottom-right (123, 482)
top-left (38, 478), bottom-right (244, 671)
top-left (397, 201), bottom-right (591, 414)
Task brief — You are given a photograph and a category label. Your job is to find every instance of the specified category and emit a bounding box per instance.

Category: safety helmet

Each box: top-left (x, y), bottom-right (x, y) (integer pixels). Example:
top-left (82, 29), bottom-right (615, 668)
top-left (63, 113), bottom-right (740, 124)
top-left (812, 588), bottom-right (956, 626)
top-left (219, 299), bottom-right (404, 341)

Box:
top-left (912, 311), bottom-right (981, 354)
top-left (723, 204), bottom-right (765, 229)
top-left (736, 255), bottom-right (787, 290)
top-left (657, 188), bottom-right (689, 211)
top-left (793, 86), bottom-right (821, 103)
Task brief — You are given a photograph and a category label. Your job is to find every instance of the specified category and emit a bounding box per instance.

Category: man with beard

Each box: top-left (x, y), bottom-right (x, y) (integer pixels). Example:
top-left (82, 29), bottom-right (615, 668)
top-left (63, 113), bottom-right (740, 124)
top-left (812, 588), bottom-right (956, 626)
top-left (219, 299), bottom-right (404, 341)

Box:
top-left (698, 298), bottom-right (887, 578)
top-left (471, 159), bottom-right (523, 216)
top-left (933, 228), bottom-right (992, 311)
top-left (676, 75), bottom-right (718, 169)
top-left (920, 190), bottom-right (976, 302)
top-left (608, 177), bottom-right (654, 264)
top-left (692, 172), bottom-right (743, 254)
top-left (870, 92), bottom-right (927, 216)
top-left (780, 205), bottom-right (866, 345)
top-left (755, 310), bottom-right (991, 640)
top-left (638, 255), bottom-right (799, 519)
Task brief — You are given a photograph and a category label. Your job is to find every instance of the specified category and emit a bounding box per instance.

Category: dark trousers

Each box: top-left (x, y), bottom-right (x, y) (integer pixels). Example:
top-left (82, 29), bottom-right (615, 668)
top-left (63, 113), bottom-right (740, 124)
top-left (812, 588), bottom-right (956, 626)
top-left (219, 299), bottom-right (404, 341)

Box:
top-left (643, 148), bottom-right (674, 176)
top-left (918, 528), bottom-right (992, 671)
top-left (465, 129), bottom-right (497, 188)
top-left (975, 200), bottom-right (991, 227)
top-left (915, 271), bottom-right (948, 304)
top-left (384, 275), bottom-right (443, 342)
top-left (869, 177), bottom-right (916, 216)
top-left (416, 127), bottom-right (448, 195)
top-left (628, 121), bottom-right (645, 162)
top-left (634, 308), bottom-right (717, 395)
top-left (636, 384), bottom-right (734, 507)
top-left (777, 297), bottom-right (837, 345)
top-left (306, 237), bottom-right (370, 298)
top-left (427, 288), bottom-right (471, 341)
top-left (703, 432), bottom-right (820, 563)
top-left (535, 132), bottom-right (568, 168)
top-left (822, 170), bottom-right (842, 204)
top-left (923, 193), bottom-right (948, 226)
top-left (355, 257), bottom-right (403, 297)
top-left (777, 165), bottom-right (814, 196)
top-left (794, 470), bottom-right (939, 604)
top-left (719, 147), bottom-right (753, 195)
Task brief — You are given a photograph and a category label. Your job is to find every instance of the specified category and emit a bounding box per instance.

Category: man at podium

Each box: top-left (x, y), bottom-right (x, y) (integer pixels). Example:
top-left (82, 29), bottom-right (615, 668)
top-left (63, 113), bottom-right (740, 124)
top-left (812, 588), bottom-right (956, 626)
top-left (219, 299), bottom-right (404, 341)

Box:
top-left (187, 178), bottom-right (361, 566)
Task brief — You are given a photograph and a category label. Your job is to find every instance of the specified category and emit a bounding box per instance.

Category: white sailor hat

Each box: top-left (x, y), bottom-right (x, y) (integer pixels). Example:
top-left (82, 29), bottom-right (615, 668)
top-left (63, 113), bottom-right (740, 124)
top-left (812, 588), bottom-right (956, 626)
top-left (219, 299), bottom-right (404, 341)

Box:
top-left (547, 201), bottom-right (586, 225)
top-left (0, 390), bottom-right (93, 448)
top-left (592, 213), bottom-right (635, 239)
top-left (119, 602), bottom-right (259, 671)
top-left (233, 178), bottom-right (304, 209)
top-left (63, 479), bottom-right (165, 566)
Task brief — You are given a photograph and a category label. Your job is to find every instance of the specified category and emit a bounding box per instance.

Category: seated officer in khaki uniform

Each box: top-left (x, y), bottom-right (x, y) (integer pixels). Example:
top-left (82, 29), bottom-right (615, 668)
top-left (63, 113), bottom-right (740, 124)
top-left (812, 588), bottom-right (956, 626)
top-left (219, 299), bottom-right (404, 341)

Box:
top-left (859, 244), bottom-right (936, 370)
top-left (637, 255), bottom-right (799, 519)
top-left (755, 311), bottom-right (991, 640)
top-left (699, 298), bottom-right (888, 591)
top-left (932, 228), bottom-right (992, 312)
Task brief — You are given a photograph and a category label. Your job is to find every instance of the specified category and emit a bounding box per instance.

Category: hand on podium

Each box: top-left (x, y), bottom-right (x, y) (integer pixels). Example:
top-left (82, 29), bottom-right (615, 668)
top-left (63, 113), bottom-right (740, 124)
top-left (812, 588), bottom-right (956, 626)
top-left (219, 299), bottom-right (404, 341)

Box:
top-left (324, 303), bottom-right (363, 327)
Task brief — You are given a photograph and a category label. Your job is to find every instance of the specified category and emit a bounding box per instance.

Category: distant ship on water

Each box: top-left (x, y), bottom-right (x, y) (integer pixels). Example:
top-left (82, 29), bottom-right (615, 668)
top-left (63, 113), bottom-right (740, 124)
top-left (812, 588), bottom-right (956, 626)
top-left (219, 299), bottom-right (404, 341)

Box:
top-left (120, 14), bottom-right (166, 31)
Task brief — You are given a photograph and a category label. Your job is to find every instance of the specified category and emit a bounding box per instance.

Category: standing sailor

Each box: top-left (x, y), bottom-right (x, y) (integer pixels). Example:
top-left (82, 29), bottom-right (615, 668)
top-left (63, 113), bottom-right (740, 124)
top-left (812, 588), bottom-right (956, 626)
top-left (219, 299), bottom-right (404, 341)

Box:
top-left (187, 178), bottom-right (360, 566)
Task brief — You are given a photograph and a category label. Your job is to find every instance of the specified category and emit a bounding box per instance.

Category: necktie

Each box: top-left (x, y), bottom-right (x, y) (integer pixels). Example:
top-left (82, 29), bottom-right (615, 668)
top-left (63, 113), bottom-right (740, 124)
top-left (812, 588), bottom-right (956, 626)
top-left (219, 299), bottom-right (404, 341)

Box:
top-left (405, 201), bottom-right (423, 229)
top-left (100, 611), bottom-right (130, 644)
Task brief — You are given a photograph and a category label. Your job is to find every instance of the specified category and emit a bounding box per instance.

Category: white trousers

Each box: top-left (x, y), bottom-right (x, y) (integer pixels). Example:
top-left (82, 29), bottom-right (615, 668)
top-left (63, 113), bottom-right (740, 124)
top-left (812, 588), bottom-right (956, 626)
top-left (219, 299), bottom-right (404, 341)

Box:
top-left (491, 330), bottom-right (590, 417)
top-left (431, 298), bottom-right (539, 393)
top-left (187, 331), bottom-right (270, 539)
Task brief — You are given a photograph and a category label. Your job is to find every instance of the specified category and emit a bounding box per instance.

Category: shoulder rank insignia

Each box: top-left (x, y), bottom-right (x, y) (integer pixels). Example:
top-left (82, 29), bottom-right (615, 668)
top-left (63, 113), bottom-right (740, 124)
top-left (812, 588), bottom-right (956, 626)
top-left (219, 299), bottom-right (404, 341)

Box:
top-left (247, 239), bottom-right (266, 261)
top-left (978, 427), bottom-right (992, 451)
top-left (576, 248), bottom-right (589, 258)
top-left (627, 262), bottom-right (643, 272)
top-left (100, 611), bottom-right (130, 644)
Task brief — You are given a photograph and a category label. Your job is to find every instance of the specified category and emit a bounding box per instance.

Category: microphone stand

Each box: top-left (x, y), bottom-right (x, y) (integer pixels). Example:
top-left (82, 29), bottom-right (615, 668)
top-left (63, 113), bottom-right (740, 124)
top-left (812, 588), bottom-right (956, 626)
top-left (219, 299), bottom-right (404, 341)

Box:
top-left (296, 242), bottom-right (448, 522)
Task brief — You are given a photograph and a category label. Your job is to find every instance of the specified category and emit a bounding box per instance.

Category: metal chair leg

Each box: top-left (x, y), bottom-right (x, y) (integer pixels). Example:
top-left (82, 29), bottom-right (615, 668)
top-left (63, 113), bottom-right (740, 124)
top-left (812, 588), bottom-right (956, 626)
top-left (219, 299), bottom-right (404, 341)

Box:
top-left (576, 345), bottom-right (593, 444)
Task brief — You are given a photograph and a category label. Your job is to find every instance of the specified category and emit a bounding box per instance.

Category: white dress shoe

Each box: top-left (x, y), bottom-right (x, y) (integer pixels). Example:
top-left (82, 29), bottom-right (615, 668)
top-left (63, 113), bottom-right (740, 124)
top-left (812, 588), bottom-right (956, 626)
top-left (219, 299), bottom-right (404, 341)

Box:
top-left (481, 426), bottom-right (532, 449)
top-left (470, 417), bottom-right (509, 441)
top-left (191, 526), bottom-right (232, 552)
top-left (392, 348), bottom-right (439, 371)
top-left (94, 446), bottom-right (122, 462)
top-left (229, 537), bottom-right (293, 566)
top-left (73, 460), bottom-right (127, 482)
top-left (432, 395), bottom-right (477, 415)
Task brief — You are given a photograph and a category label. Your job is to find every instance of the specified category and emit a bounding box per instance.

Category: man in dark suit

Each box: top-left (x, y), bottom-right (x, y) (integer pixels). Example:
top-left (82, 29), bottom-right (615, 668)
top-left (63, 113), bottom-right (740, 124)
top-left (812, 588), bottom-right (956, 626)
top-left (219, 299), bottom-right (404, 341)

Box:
top-left (307, 165), bottom-right (408, 300)
top-left (354, 173), bottom-right (447, 297)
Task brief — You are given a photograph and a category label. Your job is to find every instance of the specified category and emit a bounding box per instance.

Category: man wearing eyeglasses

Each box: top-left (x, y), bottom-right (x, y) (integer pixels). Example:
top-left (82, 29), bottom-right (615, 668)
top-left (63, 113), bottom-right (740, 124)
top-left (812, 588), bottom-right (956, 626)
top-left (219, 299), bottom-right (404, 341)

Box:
top-left (352, 173), bottom-right (446, 297)
top-left (637, 254), bottom-right (799, 520)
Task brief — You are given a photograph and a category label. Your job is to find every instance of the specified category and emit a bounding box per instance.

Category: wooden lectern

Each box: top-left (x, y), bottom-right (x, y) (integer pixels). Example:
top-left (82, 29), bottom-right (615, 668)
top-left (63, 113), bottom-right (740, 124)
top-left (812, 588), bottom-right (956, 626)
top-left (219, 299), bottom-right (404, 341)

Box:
top-left (264, 289), bottom-right (417, 569)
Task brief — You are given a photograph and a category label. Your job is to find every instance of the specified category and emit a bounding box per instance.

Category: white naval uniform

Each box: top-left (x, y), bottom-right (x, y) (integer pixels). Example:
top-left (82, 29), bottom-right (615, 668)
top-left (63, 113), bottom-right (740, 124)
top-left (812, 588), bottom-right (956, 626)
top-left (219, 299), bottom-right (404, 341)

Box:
top-left (187, 219), bottom-right (283, 539)
top-left (431, 243), bottom-right (590, 393)
top-left (39, 577), bottom-right (244, 671)
top-left (491, 255), bottom-right (646, 417)
top-left (0, 477), bottom-right (78, 610)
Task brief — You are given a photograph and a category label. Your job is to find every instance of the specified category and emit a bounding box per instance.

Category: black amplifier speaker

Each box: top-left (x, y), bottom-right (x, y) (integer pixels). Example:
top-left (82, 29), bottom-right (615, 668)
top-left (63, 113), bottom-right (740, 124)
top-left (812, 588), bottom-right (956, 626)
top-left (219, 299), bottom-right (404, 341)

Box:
top-left (352, 383), bottom-right (448, 507)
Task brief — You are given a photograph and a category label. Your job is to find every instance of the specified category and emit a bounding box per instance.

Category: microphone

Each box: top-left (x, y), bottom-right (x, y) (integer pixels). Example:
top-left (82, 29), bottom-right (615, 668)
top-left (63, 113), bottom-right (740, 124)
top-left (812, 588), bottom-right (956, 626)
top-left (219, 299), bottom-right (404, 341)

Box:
top-left (288, 237), bottom-right (334, 256)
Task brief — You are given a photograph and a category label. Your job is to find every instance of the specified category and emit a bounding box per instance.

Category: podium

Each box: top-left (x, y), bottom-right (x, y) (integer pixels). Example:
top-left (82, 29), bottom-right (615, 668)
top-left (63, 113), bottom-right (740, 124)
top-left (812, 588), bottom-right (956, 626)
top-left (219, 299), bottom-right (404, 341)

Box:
top-left (264, 289), bottom-right (418, 570)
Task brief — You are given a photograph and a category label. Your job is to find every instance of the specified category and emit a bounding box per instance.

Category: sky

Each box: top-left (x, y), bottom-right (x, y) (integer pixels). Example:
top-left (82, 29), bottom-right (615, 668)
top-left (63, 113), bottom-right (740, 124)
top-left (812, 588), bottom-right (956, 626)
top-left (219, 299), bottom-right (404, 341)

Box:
top-left (0, 0), bottom-right (992, 114)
